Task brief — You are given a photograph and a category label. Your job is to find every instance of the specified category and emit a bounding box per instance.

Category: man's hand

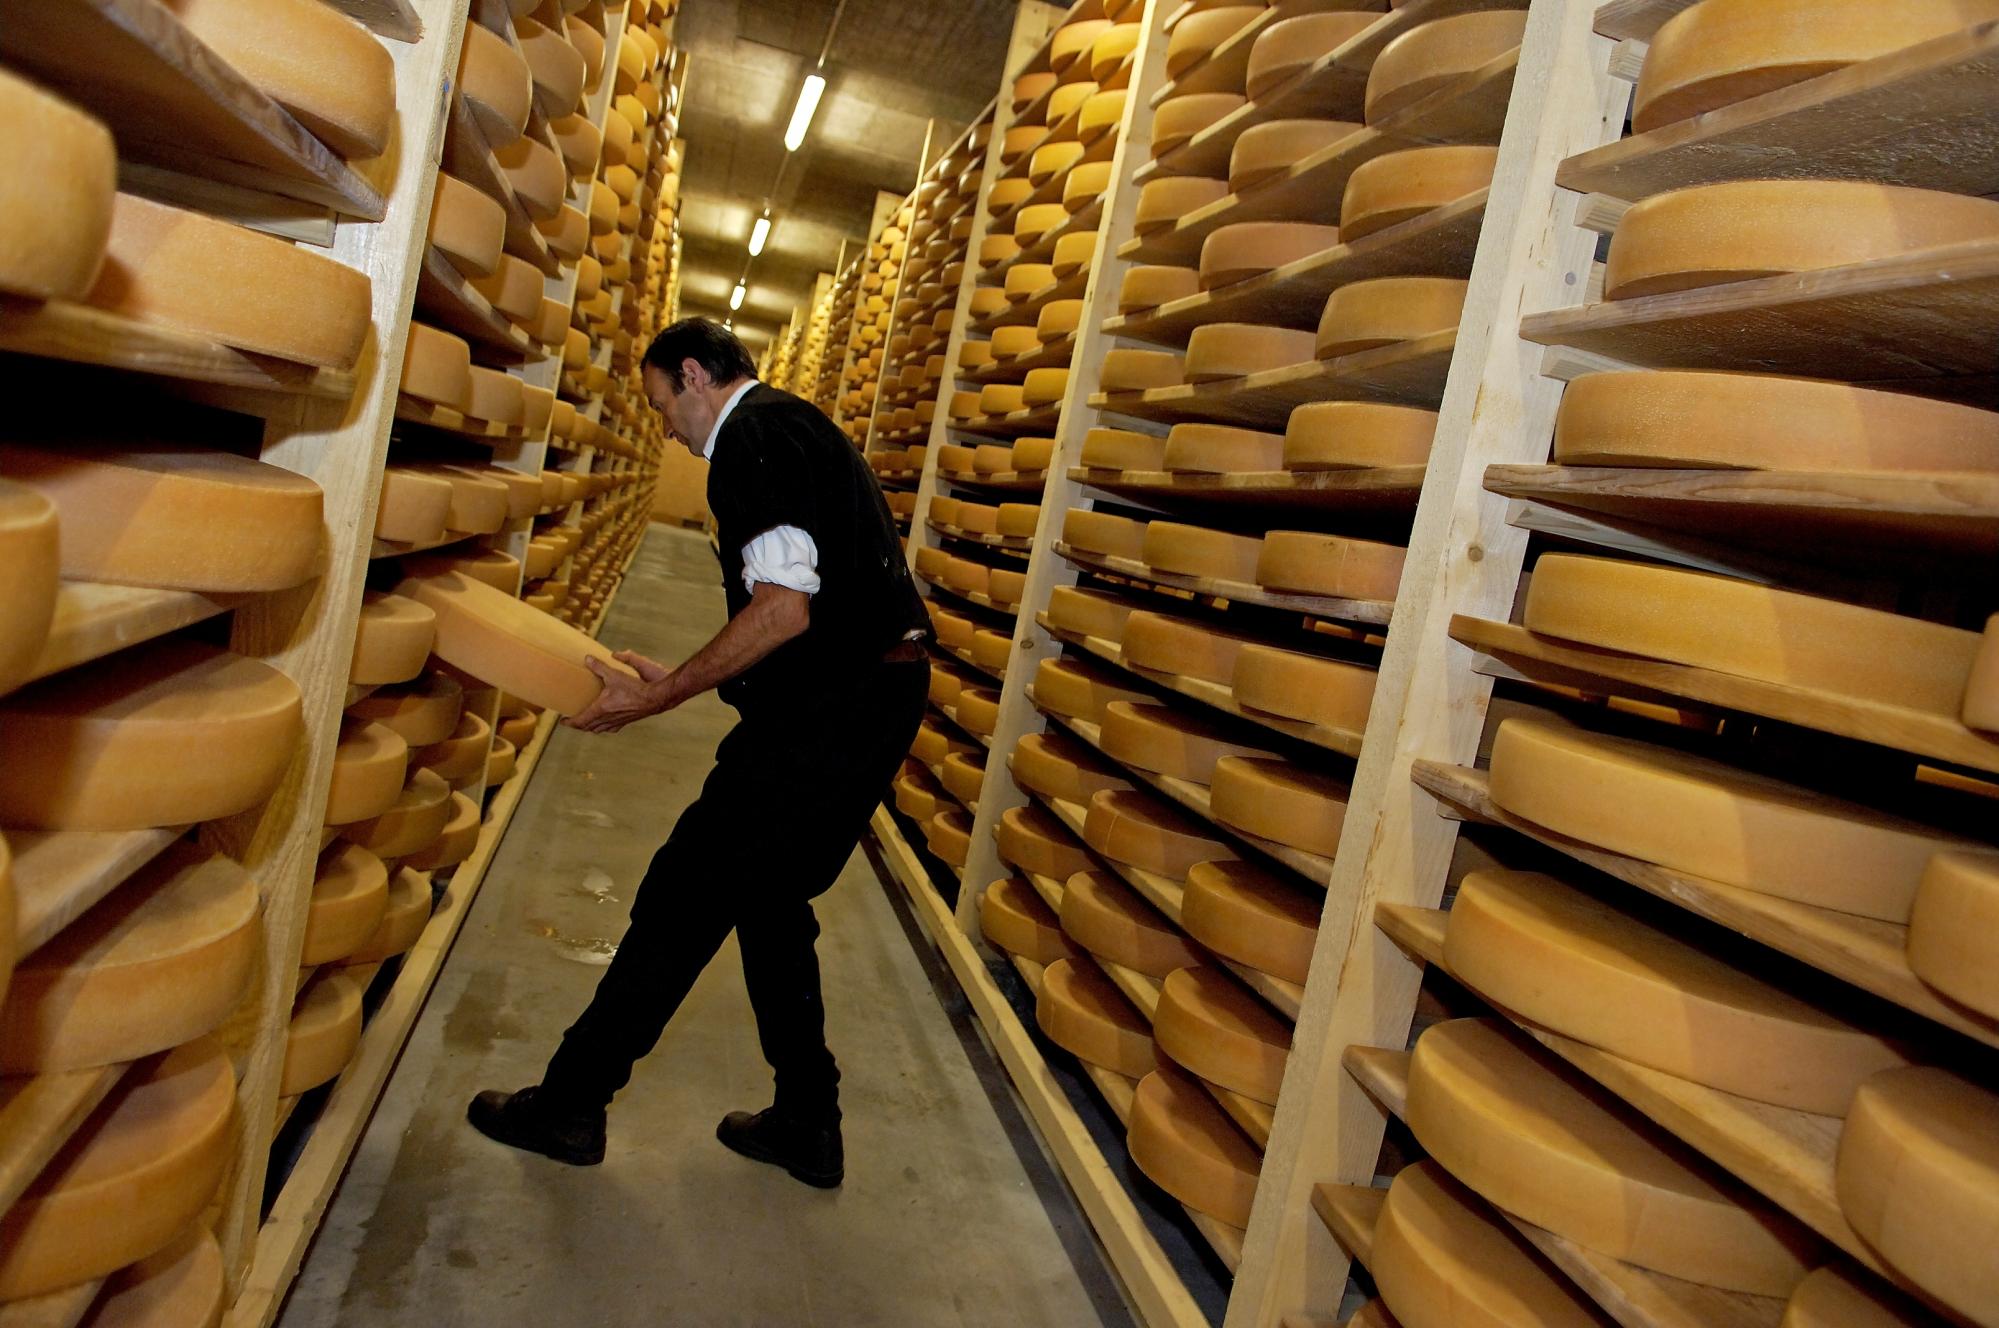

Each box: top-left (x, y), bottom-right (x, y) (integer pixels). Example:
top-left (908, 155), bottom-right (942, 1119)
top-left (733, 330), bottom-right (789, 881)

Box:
top-left (565, 650), bottom-right (677, 734)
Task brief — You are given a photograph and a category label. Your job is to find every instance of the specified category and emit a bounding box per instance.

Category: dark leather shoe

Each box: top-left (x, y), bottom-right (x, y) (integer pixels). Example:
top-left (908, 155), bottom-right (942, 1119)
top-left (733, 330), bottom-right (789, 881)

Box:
top-left (716, 1106), bottom-right (843, 1188)
top-left (468, 1086), bottom-right (605, 1166)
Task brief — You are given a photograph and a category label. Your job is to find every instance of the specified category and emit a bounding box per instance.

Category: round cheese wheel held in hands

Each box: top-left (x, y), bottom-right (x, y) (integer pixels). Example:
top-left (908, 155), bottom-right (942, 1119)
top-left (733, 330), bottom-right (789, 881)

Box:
top-left (395, 570), bottom-right (638, 715)
top-left (0, 639), bottom-right (302, 830)
top-left (0, 69), bottom-right (117, 301)
top-left (0, 480), bottom-right (60, 693)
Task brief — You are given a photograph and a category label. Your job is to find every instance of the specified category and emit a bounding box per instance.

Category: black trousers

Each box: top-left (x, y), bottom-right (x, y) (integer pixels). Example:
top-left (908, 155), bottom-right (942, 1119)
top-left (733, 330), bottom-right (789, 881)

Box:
top-left (541, 659), bottom-right (928, 1122)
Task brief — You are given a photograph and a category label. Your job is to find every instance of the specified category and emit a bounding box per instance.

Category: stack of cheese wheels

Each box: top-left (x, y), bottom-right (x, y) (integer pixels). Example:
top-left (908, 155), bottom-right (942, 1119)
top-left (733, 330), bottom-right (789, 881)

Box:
top-left (1521, 554), bottom-right (1987, 723)
top-left (1128, 1061), bottom-right (1263, 1228)
top-left (0, 1037), bottom-right (235, 1300)
top-left (0, 480), bottom-right (60, 694)
top-left (1445, 870), bottom-right (1909, 1113)
top-left (1605, 180), bottom-right (1999, 300)
top-left (1406, 1018), bottom-right (1820, 1293)
top-left (980, 877), bottom-right (1081, 965)
top-left (1038, 956), bottom-right (1156, 1078)
top-left (0, 70), bottom-right (118, 303)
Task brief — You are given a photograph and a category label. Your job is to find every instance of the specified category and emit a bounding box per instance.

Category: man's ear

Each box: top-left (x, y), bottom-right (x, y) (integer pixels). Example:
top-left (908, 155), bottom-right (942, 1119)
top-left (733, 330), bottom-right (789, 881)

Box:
top-left (681, 357), bottom-right (710, 393)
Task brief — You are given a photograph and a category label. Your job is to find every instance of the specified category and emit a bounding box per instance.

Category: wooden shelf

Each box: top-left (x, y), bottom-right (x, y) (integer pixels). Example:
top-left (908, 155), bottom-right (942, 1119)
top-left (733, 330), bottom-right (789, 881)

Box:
top-left (1059, 542), bottom-right (1395, 627)
top-left (392, 396), bottom-right (528, 443)
top-left (25, 583), bottom-right (243, 687)
top-left (1074, 463), bottom-right (1427, 514)
top-left (0, 298), bottom-right (356, 400)
top-left (11, 828), bottom-right (188, 958)
top-left (0, 1064), bottom-right (132, 1219)
top-left (1518, 239), bottom-right (1999, 393)
top-left (966, 333), bottom-right (1080, 381)
top-left (1310, 1183), bottom-right (1385, 1268)
top-left (1560, 23), bottom-right (1999, 204)
top-left (0, 0), bottom-right (385, 219)
top-left (321, 0), bottom-right (423, 41)
top-left (1109, 193), bottom-right (1487, 347)
top-left (937, 468), bottom-right (1051, 494)
top-left (927, 519), bottom-right (1034, 553)
top-left (970, 271), bottom-right (1092, 335)
top-left (1088, 331), bottom-right (1457, 427)
top-left (413, 248), bottom-right (538, 361)
top-left (1486, 463), bottom-right (1999, 569)
top-left (947, 402), bottom-right (1066, 439)
top-left (1039, 613), bottom-right (1367, 758)
top-left (1448, 614), bottom-right (1999, 776)
top-left (1124, 50), bottom-right (1516, 268)
top-left (1411, 760), bottom-right (1999, 1051)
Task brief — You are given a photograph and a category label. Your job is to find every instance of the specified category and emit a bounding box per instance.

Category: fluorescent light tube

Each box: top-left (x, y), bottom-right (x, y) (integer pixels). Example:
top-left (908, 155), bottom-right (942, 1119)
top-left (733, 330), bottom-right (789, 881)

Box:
top-left (783, 73), bottom-right (827, 151)
top-left (729, 281), bottom-right (747, 311)
top-left (748, 215), bottom-right (772, 256)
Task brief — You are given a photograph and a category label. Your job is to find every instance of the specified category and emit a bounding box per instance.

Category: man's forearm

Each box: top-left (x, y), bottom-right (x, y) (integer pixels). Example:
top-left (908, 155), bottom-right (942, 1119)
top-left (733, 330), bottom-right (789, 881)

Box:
top-left (659, 584), bottom-right (808, 709)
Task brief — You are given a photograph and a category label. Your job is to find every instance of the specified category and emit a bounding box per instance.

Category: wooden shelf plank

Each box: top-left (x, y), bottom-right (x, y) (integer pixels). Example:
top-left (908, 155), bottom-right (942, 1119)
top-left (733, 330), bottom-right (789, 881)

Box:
top-left (320, 0), bottom-right (423, 41)
top-left (966, 332), bottom-right (1080, 381)
top-left (1411, 760), bottom-right (1999, 1050)
top-left (1562, 24), bottom-right (1999, 203)
top-left (1310, 1183), bottom-right (1385, 1267)
top-left (0, 0), bottom-right (384, 219)
top-left (1073, 463), bottom-right (1427, 514)
top-left (1059, 542), bottom-right (1396, 627)
top-left (24, 583), bottom-right (243, 687)
top-left (1110, 193), bottom-right (1488, 347)
top-left (0, 298), bottom-right (355, 400)
top-left (936, 468), bottom-right (1051, 494)
top-left (0, 1064), bottom-right (130, 1216)
top-left (11, 828), bottom-right (187, 958)
top-left (1518, 239), bottom-right (1999, 391)
top-left (946, 403), bottom-right (1066, 440)
top-left (1088, 331), bottom-right (1458, 427)
top-left (928, 520), bottom-right (1034, 553)
top-left (1449, 614), bottom-right (1999, 775)
top-left (1484, 464), bottom-right (1999, 566)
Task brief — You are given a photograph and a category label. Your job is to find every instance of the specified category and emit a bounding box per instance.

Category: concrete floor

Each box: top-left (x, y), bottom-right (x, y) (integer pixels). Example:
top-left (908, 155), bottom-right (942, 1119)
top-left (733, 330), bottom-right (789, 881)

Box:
top-left (276, 526), bottom-right (1135, 1328)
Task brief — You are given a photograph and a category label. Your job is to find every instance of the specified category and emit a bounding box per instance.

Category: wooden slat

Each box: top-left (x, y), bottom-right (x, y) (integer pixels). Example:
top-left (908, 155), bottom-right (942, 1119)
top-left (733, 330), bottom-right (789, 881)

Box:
top-left (1088, 332), bottom-right (1458, 428)
top-left (23, 584), bottom-right (243, 687)
top-left (9, 828), bottom-right (187, 958)
top-left (412, 247), bottom-right (536, 359)
top-left (1071, 464), bottom-right (1427, 514)
top-left (1059, 543), bottom-right (1396, 627)
top-left (0, 299), bottom-right (356, 400)
top-left (320, 0), bottom-right (424, 40)
top-left (0, 1064), bottom-right (130, 1216)
top-left (1309, 1184), bottom-right (1385, 1266)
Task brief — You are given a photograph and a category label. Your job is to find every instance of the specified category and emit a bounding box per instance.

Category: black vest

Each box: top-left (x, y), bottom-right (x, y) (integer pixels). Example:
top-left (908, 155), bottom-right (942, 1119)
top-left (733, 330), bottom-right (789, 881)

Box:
top-left (705, 383), bottom-right (929, 719)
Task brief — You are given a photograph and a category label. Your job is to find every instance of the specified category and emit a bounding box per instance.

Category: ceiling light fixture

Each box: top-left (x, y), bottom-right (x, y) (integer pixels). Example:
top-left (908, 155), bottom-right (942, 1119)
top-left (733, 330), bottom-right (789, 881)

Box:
top-left (748, 213), bottom-right (772, 256)
top-left (729, 281), bottom-right (747, 311)
top-left (782, 73), bottom-right (826, 152)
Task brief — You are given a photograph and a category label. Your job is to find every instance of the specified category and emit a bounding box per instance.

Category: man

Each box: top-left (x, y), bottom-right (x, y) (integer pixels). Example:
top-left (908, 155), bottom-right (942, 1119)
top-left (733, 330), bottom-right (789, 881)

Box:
top-left (470, 318), bottom-right (930, 1186)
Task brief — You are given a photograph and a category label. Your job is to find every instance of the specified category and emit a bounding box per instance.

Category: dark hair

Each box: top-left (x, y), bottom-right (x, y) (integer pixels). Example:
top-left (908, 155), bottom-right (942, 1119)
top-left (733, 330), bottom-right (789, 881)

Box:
top-left (642, 317), bottom-right (757, 391)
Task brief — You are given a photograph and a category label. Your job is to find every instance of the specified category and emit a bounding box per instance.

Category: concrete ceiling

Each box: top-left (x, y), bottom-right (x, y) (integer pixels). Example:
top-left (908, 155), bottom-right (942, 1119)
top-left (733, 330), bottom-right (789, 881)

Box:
top-left (670, 0), bottom-right (1019, 352)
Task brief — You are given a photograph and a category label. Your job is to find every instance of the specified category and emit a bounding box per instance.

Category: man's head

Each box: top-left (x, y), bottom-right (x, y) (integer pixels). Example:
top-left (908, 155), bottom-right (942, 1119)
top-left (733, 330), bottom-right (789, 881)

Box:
top-left (641, 318), bottom-right (758, 456)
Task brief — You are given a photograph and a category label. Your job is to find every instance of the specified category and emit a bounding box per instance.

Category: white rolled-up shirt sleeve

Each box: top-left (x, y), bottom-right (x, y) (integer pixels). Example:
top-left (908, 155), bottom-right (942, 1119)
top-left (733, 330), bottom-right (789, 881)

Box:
top-left (740, 524), bottom-right (822, 595)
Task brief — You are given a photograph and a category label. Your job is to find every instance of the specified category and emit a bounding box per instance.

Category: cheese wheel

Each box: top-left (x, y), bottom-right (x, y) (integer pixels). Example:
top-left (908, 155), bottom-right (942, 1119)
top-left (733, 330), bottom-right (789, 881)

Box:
top-left (1128, 1063), bottom-right (1262, 1227)
top-left (0, 69), bottom-right (116, 301)
top-left (406, 546), bottom-right (525, 592)
top-left (1078, 88), bottom-right (1130, 144)
top-left (912, 719), bottom-right (975, 768)
top-left (1136, 177), bottom-right (1230, 236)
top-left (1554, 369), bottom-right (1999, 474)
top-left (412, 711), bottom-right (492, 784)
top-left (1365, 11), bottom-right (1529, 124)
top-left (999, 126), bottom-right (1043, 168)
top-left (0, 480), bottom-right (59, 692)
top-left (1037, 956), bottom-right (1156, 1077)
top-left (1063, 162), bottom-right (1114, 212)
top-left (536, 207), bottom-right (589, 263)
top-left (496, 134), bottom-right (568, 222)
top-left (88, 194), bottom-right (371, 370)
top-left (1210, 756), bottom-right (1348, 858)
top-left (1155, 966), bottom-right (1290, 1102)
top-left (300, 841), bottom-right (390, 966)
top-left (349, 591), bottom-right (436, 687)
top-left (1142, 520), bottom-right (1263, 582)
top-left (1781, 1265), bottom-right (1934, 1328)
top-left (1185, 323), bottom-right (1316, 380)
top-left (988, 179), bottom-right (1035, 219)
top-left (1317, 277), bottom-right (1468, 357)
top-left (1101, 349), bottom-right (1187, 392)
top-left (1016, 203), bottom-right (1070, 247)
top-left (1005, 263), bottom-right (1057, 305)
top-left (1907, 851), bottom-right (1999, 1019)
top-left (470, 253), bottom-right (543, 323)
top-left (1013, 70), bottom-right (1058, 111)
top-left (1052, 20), bottom-right (1114, 74)
top-left (957, 686), bottom-right (1002, 737)
top-left (1488, 717), bottom-right (1991, 923)
top-left (347, 672), bottom-right (463, 747)
top-left (0, 443), bottom-right (323, 595)
top-left (1246, 13), bottom-right (1382, 100)
top-left (497, 711), bottom-right (536, 749)
top-left (895, 774), bottom-right (941, 822)
top-left (325, 718), bottom-right (410, 824)
top-left (282, 968), bottom-right (364, 1095)
top-left (1122, 611), bottom-right (1253, 686)
top-left (0, 841), bottom-right (255, 1073)
top-left (1060, 870), bottom-right (1201, 977)
top-left (981, 877), bottom-right (1081, 964)
top-left (1162, 423), bottom-right (1284, 473)
top-left (1446, 870), bottom-right (1911, 1114)
top-left (1099, 699), bottom-right (1269, 787)
top-left (548, 112), bottom-right (603, 177)
top-left (1153, 93), bottom-right (1248, 157)
top-left (941, 749), bottom-right (987, 805)
top-left (1023, 367), bottom-right (1071, 405)
top-left (1013, 438), bottom-right (1056, 472)
top-left (1012, 730), bottom-right (1135, 806)
top-left (1048, 80), bottom-right (1100, 125)
top-left (991, 568), bottom-right (1028, 610)
top-left (1048, 586), bottom-right (1140, 643)
top-left (1183, 859), bottom-right (1317, 985)
top-left (1084, 785), bottom-right (1235, 878)
top-left (1033, 655), bottom-right (1152, 723)
top-left (169, 0), bottom-right (395, 158)
top-left (0, 640), bottom-right (301, 830)
top-left (429, 173), bottom-right (505, 278)
top-left (1836, 1066), bottom-right (1999, 1324)
top-left (1063, 508), bottom-right (1148, 558)
top-left (342, 767), bottom-right (452, 859)
top-left (996, 804), bottom-right (1094, 879)
top-left (1230, 643), bottom-right (1377, 733)
top-left (1409, 1018), bottom-right (1820, 1293)
top-left (1029, 142), bottom-right (1086, 187)
top-left (1167, 6), bottom-right (1262, 78)
top-left (396, 570), bottom-right (636, 714)
top-left (1341, 145), bottom-right (1498, 241)
top-left (517, 14), bottom-right (586, 116)
top-left (990, 326), bottom-right (1042, 361)
top-left (1283, 401), bottom-right (1433, 470)
top-left (402, 322), bottom-right (473, 410)
top-left (1523, 554), bottom-right (1982, 719)
top-left (1052, 229), bottom-right (1098, 279)
top-left (0, 1038), bottom-right (234, 1300)
top-left (925, 809), bottom-right (972, 867)
top-left (485, 734), bottom-right (517, 785)
top-left (457, 21), bottom-right (532, 141)
top-left (934, 609), bottom-right (975, 651)
top-left (1373, 1161), bottom-right (1614, 1328)
top-left (1091, 24), bottom-right (1142, 82)
top-left (1609, 180), bottom-right (1999, 300)
top-left (399, 779), bottom-right (481, 870)
top-left (1634, 0), bottom-right (1999, 134)
top-left (1119, 265), bottom-right (1200, 313)
top-left (1256, 530), bottom-right (1405, 601)
top-left (1200, 223), bottom-right (1340, 289)
top-left (998, 503), bottom-right (1040, 538)
top-left (1230, 119), bottom-right (1363, 191)
top-left (81, 1225), bottom-right (225, 1328)
top-left (1077, 427), bottom-right (1164, 472)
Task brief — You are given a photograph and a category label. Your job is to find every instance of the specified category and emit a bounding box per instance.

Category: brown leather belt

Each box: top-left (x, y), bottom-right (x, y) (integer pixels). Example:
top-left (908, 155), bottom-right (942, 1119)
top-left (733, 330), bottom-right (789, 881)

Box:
top-left (882, 638), bottom-right (928, 664)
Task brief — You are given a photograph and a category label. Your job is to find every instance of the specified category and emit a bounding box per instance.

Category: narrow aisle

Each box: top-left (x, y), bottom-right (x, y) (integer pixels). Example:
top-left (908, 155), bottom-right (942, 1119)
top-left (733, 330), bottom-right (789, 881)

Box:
top-left (278, 526), bottom-right (1133, 1328)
